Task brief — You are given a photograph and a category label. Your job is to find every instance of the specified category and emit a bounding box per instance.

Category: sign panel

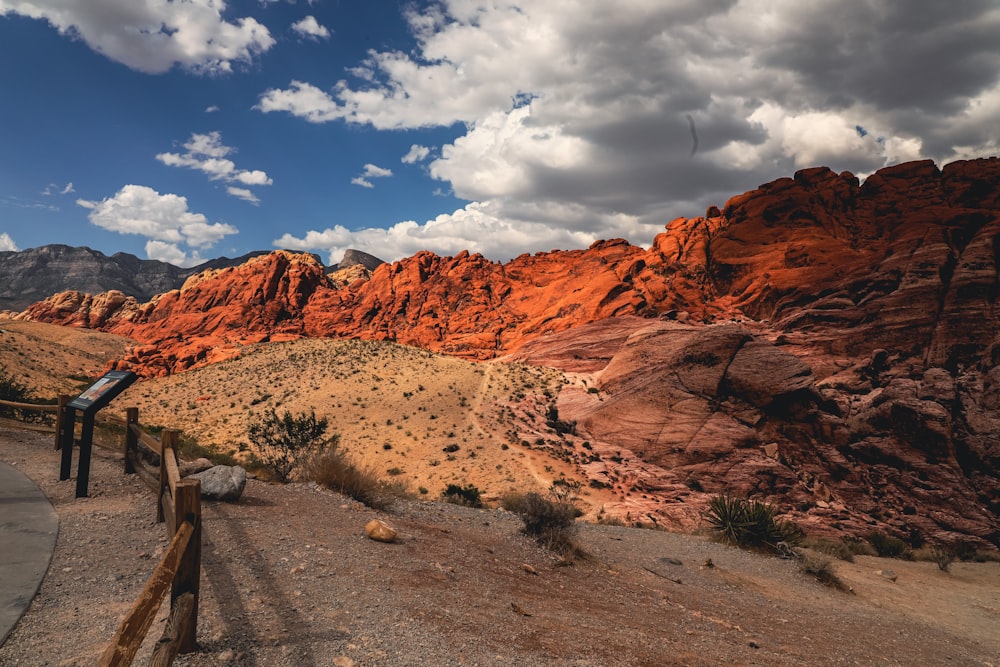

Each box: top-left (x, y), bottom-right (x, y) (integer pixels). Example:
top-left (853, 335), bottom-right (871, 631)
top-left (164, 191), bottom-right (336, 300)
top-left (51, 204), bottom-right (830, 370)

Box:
top-left (67, 370), bottom-right (138, 412)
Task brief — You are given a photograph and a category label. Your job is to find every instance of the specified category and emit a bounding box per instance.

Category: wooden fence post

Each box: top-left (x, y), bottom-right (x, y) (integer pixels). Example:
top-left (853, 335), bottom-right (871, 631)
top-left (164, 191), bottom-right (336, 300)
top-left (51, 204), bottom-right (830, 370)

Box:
top-left (158, 430), bottom-right (178, 524)
top-left (124, 407), bottom-right (138, 475)
top-left (54, 395), bottom-right (69, 450)
top-left (172, 479), bottom-right (201, 653)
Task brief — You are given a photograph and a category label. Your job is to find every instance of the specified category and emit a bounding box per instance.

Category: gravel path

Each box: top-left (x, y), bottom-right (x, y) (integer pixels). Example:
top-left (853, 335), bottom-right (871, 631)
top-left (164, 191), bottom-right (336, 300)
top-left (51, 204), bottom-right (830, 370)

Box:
top-left (1, 427), bottom-right (997, 666)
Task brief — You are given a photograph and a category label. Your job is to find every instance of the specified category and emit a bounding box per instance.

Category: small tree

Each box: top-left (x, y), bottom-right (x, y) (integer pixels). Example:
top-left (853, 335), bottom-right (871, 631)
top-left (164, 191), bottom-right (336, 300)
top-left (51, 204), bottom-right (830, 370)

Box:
top-left (247, 409), bottom-right (331, 482)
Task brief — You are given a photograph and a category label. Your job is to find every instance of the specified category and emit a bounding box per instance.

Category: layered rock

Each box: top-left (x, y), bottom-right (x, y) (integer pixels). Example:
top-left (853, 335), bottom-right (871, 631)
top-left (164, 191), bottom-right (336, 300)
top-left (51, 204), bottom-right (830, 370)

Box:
top-left (16, 157), bottom-right (1000, 545)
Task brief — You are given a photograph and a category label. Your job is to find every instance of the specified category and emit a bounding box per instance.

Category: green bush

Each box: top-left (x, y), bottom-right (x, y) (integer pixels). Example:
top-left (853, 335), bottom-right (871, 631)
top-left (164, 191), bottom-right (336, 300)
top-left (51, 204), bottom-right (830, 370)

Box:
top-left (867, 531), bottom-right (910, 559)
top-left (704, 495), bottom-right (801, 552)
top-left (246, 408), bottom-right (332, 482)
top-left (441, 483), bottom-right (483, 508)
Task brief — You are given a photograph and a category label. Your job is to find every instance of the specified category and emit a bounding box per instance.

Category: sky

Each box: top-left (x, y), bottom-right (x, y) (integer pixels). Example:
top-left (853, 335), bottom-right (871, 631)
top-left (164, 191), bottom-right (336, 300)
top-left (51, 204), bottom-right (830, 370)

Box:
top-left (1, 1), bottom-right (998, 268)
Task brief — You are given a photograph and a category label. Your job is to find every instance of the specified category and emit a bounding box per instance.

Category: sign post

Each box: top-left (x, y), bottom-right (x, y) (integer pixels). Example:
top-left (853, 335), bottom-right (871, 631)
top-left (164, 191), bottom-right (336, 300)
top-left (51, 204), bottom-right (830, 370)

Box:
top-left (59, 370), bottom-right (137, 497)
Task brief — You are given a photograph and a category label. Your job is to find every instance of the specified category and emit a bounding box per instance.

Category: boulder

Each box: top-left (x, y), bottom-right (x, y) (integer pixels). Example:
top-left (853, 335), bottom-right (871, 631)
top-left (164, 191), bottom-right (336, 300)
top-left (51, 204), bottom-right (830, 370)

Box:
top-left (189, 465), bottom-right (247, 501)
top-left (364, 519), bottom-right (397, 543)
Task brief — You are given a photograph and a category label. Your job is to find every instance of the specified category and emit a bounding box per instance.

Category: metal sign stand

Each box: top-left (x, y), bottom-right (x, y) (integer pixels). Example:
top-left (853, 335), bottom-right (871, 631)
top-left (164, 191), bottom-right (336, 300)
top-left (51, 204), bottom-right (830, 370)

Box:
top-left (59, 370), bottom-right (137, 497)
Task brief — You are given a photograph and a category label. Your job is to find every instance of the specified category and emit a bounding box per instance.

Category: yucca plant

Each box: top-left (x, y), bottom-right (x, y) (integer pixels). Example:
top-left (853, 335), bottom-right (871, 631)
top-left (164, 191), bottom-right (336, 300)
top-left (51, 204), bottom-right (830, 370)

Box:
top-left (705, 495), bottom-right (799, 551)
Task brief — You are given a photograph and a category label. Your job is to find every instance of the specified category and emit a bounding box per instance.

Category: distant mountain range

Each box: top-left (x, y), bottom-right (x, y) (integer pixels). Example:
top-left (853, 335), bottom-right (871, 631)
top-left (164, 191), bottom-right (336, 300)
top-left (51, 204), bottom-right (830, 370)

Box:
top-left (0, 245), bottom-right (384, 312)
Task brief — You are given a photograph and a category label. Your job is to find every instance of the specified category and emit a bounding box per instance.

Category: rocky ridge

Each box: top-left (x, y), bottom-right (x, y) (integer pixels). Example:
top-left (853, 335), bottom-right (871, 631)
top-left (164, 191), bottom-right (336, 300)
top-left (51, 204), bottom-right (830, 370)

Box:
top-left (13, 157), bottom-right (1000, 545)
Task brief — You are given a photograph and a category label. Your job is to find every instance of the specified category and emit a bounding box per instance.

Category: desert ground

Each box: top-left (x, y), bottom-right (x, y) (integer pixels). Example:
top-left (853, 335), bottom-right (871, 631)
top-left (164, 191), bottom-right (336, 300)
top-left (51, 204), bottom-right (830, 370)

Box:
top-left (1, 320), bottom-right (618, 515)
top-left (1, 427), bottom-right (998, 666)
top-left (1, 320), bottom-right (999, 665)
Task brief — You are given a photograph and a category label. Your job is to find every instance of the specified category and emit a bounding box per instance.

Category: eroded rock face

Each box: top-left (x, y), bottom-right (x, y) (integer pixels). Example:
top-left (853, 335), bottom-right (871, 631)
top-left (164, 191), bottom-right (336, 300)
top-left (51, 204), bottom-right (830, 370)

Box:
top-left (17, 157), bottom-right (1000, 544)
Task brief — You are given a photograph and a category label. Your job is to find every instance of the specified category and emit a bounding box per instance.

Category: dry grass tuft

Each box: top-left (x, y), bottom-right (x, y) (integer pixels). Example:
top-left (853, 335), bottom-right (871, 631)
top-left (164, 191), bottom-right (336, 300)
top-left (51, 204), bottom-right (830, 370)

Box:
top-left (799, 552), bottom-right (852, 592)
top-left (301, 446), bottom-right (407, 510)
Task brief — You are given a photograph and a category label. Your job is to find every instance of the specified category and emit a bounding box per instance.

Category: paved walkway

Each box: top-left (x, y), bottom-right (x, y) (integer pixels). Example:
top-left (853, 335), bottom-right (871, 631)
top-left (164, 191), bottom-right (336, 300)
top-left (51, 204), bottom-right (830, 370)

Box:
top-left (0, 462), bottom-right (58, 647)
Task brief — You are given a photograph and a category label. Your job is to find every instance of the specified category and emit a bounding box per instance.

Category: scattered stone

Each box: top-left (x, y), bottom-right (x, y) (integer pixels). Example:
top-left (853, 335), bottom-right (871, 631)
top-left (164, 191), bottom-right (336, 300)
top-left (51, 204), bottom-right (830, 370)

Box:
top-left (659, 557), bottom-right (683, 566)
top-left (877, 569), bottom-right (898, 582)
top-left (701, 558), bottom-right (714, 569)
top-left (521, 563), bottom-right (538, 575)
top-left (365, 519), bottom-right (397, 543)
top-left (189, 465), bottom-right (247, 501)
top-left (749, 640), bottom-right (761, 649)
top-left (332, 657), bottom-right (355, 667)
top-left (510, 602), bottom-right (531, 617)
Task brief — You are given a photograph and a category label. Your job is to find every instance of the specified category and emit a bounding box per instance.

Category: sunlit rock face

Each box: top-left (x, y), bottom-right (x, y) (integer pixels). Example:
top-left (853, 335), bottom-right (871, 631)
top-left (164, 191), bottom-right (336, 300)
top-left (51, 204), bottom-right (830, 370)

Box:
top-left (19, 157), bottom-right (1000, 545)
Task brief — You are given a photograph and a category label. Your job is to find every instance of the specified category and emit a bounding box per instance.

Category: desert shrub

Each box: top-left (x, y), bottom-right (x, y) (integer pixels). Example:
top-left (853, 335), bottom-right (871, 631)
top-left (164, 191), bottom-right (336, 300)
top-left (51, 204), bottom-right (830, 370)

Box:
top-left (545, 404), bottom-right (577, 436)
top-left (704, 495), bottom-right (801, 552)
top-left (799, 553), bottom-right (852, 592)
top-left (0, 367), bottom-right (44, 421)
top-left (502, 490), bottom-right (583, 556)
top-left (301, 445), bottom-right (404, 510)
top-left (842, 536), bottom-right (878, 557)
top-left (803, 537), bottom-right (855, 562)
top-left (441, 483), bottom-right (483, 508)
top-left (246, 408), bottom-right (331, 482)
top-left (867, 531), bottom-right (910, 559)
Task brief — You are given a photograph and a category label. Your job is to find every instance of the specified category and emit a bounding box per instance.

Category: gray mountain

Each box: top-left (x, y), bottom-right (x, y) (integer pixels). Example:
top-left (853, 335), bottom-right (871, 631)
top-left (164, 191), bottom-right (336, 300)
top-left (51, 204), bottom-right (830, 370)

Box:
top-left (0, 245), bottom-right (384, 312)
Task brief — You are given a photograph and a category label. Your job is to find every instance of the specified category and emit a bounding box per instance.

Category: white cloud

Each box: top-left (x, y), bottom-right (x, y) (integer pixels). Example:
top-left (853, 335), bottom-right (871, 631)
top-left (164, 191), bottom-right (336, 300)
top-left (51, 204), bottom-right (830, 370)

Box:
top-left (255, 80), bottom-right (342, 123)
top-left (77, 185), bottom-right (237, 266)
top-left (291, 15), bottom-right (329, 40)
top-left (205, 105), bottom-right (220, 113)
top-left (274, 198), bottom-right (644, 265)
top-left (0, 232), bottom-right (18, 251)
top-left (0, 0), bottom-right (275, 74)
top-left (351, 163), bottom-right (393, 188)
top-left (157, 132), bottom-right (272, 201)
top-left (145, 240), bottom-right (204, 267)
top-left (259, 0), bottom-right (1000, 266)
top-left (401, 144), bottom-right (431, 164)
top-left (41, 182), bottom-right (74, 196)
top-left (226, 186), bottom-right (260, 205)
top-left (362, 163), bottom-right (392, 178)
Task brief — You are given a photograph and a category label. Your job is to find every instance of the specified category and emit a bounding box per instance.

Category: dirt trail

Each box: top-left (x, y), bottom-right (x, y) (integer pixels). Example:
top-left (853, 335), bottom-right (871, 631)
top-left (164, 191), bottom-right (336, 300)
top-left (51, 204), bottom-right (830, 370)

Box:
top-left (1, 427), bottom-right (998, 667)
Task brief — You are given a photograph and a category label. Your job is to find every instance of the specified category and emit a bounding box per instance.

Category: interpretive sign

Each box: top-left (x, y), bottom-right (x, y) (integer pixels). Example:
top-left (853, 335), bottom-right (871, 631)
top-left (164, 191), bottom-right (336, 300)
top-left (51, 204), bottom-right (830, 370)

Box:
top-left (60, 370), bottom-right (137, 497)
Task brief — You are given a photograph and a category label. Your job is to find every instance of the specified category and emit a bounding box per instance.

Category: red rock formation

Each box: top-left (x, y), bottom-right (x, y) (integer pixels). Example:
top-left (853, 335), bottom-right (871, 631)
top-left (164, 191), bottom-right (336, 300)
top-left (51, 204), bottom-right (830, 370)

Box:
top-left (18, 158), bottom-right (1000, 545)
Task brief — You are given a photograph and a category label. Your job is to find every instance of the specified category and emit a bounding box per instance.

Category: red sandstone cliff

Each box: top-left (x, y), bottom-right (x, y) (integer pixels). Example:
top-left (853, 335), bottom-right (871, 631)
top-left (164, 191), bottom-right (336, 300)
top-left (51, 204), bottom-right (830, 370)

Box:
top-left (18, 157), bottom-right (1000, 545)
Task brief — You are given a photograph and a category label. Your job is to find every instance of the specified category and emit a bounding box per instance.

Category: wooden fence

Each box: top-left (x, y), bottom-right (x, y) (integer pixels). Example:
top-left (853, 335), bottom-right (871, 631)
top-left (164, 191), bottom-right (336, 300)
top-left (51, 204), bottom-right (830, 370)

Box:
top-left (1, 399), bottom-right (202, 665)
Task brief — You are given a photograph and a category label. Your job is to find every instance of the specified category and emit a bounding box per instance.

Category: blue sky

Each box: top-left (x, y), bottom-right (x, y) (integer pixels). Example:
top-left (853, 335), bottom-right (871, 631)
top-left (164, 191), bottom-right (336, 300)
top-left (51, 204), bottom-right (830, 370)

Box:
top-left (1, 1), bottom-right (999, 267)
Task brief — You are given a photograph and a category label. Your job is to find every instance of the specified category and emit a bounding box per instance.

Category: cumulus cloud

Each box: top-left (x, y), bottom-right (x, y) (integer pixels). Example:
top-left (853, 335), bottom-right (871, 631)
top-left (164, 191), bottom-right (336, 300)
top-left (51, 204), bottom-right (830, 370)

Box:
top-left (265, 0), bottom-right (1000, 262)
top-left (157, 132), bottom-right (272, 201)
top-left (401, 144), bottom-right (431, 164)
top-left (0, 232), bottom-right (18, 251)
top-left (0, 0), bottom-right (275, 74)
top-left (77, 185), bottom-right (237, 266)
top-left (351, 163), bottom-right (393, 188)
top-left (291, 15), bottom-right (329, 40)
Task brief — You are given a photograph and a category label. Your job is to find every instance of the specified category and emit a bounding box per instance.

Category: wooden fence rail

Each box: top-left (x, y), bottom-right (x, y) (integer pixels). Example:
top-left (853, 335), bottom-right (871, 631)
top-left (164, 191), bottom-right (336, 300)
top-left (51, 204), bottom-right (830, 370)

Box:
top-left (101, 416), bottom-right (202, 665)
top-left (3, 399), bottom-right (203, 665)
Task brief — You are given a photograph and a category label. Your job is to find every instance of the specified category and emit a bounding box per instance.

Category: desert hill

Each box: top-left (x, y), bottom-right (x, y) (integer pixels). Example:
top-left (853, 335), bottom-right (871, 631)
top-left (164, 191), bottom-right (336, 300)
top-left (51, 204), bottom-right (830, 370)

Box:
top-left (8, 157), bottom-right (1000, 546)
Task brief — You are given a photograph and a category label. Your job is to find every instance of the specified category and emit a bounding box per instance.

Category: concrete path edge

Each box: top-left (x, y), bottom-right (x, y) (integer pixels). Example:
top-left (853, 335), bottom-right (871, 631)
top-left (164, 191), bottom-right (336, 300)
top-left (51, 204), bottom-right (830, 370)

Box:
top-left (0, 462), bottom-right (59, 647)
